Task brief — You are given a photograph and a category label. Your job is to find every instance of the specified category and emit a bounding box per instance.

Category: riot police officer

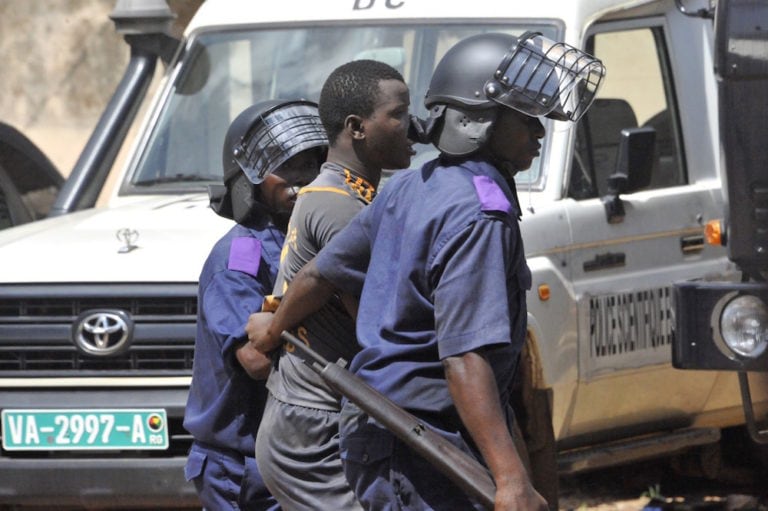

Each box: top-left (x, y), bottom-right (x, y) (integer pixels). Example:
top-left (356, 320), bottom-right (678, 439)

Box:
top-left (183, 99), bottom-right (327, 510)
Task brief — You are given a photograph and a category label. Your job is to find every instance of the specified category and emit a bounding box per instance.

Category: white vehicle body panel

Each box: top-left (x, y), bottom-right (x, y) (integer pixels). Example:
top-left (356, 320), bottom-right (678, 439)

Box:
top-left (0, 195), bottom-right (232, 283)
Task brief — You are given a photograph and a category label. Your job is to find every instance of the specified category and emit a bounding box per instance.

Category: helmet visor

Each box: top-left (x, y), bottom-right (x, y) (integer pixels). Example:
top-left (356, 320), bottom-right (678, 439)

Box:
top-left (233, 102), bottom-right (328, 184)
top-left (484, 32), bottom-right (605, 122)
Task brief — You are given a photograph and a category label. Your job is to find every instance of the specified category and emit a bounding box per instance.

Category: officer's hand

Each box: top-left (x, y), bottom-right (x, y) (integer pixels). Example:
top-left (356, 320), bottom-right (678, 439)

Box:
top-left (494, 477), bottom-right (548, 511)
top-left (246, 311), bottom-right (282, 354)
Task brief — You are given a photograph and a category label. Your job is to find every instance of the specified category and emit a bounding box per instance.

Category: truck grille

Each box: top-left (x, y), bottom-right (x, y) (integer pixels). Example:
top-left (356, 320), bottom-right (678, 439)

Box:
top-left (0, 284), bottom-right (197, 376)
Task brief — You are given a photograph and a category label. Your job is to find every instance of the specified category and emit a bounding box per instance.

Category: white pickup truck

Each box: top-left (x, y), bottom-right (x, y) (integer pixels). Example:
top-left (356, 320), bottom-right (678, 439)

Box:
top-left (0, 0), bottom-right (765, 508)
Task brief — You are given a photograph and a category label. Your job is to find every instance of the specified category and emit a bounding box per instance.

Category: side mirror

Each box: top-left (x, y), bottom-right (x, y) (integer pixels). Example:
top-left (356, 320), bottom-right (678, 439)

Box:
top-left (602, 126), bottom-right (656, 223)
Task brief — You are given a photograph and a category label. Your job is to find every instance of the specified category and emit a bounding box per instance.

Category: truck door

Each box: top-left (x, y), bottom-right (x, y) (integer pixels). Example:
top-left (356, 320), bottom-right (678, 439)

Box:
top-left (560, 16), bottom-right (734, 439)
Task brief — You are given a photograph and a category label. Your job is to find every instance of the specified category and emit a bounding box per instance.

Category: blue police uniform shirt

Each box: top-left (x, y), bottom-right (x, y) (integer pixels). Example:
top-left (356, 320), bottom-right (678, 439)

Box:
top-left (315, 157), bottom-right (531, 431)
top-left (184, 223), bottom-right (284, 455)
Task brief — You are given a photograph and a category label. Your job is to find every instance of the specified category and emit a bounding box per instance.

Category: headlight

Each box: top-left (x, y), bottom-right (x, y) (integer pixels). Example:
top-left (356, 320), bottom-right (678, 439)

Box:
top-left (675, 281), bottom-right (768, 371)
top-left (720, 295), bottom-right (768, 358)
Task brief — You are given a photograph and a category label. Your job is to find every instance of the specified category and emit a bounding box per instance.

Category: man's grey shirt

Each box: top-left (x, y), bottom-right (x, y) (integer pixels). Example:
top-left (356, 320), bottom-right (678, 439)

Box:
top-left (266, 162), bottom-right (374, 411)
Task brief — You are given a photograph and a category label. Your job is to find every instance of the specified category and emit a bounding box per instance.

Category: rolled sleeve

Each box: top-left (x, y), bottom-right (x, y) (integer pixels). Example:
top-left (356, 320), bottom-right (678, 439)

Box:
top-left (202, 270), bottom-right (270, 370)
top-left (433, 218), bottom-right (519, 359)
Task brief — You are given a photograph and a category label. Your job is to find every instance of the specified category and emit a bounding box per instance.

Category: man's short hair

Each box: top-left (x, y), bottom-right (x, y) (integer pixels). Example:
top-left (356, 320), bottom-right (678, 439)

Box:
top-left (319, 59), bottom-right (405, 144)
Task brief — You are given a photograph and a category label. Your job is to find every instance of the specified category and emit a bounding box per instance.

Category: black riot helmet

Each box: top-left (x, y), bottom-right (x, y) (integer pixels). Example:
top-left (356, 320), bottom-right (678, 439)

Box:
top-left (221, 99), bottom-right (327, 184)
top-left (211, 99), bottom-right (328, 224)
top-left (424, 32), bottom-right (605, 156)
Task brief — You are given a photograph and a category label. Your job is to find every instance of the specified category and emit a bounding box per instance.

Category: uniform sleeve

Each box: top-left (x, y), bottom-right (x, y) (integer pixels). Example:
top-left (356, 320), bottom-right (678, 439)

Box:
top-left (431, 217), bottom-right (524, 360)
top-left (314, 207), bottom-right (372, 297)
top-left (200, 268), bottom-right (271, 371)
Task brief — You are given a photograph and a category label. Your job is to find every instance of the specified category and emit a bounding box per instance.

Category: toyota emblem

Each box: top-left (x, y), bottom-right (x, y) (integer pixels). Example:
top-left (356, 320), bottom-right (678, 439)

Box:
top-left (72, 310), bottom-right (134, 356)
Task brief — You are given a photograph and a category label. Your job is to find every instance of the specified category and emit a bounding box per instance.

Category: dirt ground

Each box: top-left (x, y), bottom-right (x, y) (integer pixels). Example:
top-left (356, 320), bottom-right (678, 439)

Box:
top-left (557, 447), bottom-right (768, 511)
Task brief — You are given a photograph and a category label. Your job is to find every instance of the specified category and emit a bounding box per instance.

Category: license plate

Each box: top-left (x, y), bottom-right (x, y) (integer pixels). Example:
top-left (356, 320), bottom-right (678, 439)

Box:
top-left (1, 409), bottom-right (169, 451)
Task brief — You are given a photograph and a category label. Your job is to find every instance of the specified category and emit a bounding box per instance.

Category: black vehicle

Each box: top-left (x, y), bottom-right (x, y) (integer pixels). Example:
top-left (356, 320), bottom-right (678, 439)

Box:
top-left (0, 122), bottom-right (63, 229)
top-left (673, 0), bottom-right (768, 445)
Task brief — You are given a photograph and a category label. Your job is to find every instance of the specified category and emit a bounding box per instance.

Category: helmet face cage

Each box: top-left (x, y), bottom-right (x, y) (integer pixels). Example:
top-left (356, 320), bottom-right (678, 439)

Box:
top-left (484, 32), bottom-right (605, 122)
top-left (233, 102), bottom-right (328, 184)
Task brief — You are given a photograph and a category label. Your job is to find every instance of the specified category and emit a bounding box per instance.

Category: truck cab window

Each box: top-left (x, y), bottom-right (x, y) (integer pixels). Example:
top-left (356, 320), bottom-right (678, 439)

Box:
top-left (569, 27), bottom-right (686, 199)
top-left (126, 25), bottom-right (558, 194)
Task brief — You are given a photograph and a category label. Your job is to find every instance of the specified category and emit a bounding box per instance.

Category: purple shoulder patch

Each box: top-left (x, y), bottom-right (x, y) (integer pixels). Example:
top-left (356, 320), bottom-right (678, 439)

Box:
top-left (472, 175), bottom-right (511, 214)
top-left (228, 237), bottom-right (262, 277)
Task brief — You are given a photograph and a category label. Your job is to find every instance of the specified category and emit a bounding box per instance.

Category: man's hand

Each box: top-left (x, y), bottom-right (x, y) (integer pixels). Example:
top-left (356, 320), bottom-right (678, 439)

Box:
top-left (494, 475), bottom-right (548, 511)
top-left (246, 311), bottom-right (282, 354)
top-left (235, 340), bottom-right (272, 380)
top-left (247, 259), bottom-right (339, 355)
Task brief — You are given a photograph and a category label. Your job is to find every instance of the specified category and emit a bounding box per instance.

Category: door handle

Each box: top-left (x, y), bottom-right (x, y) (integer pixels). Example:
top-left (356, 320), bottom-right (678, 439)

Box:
top-left (680, 234), bottom-right (705, 254)
top-left (583, 252), bottom-right (626, 272)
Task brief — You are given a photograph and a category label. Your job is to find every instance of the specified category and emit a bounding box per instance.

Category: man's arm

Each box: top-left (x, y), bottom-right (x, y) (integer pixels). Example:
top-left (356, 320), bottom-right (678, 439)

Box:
top-left (246, 258), bottom-right (337, 353)
top-left (444, 351), bottom-right (548, 511)
top-left (201, 263), bottom-right (275, 379)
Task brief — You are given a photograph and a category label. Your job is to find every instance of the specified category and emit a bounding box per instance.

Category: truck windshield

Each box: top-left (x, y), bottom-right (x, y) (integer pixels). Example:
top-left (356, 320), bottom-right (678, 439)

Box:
top-left (127, 23), bottom-right (557, 193)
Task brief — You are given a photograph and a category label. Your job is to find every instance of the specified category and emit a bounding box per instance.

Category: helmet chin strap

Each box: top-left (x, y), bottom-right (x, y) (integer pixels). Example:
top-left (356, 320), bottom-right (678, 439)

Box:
top-left (496, 159), bottom-right (520, 181)
top-left (479, 143), bottom-right (519, 181)
top-left (498, 158), bottom-right (537, 216)
top-left (479, 150), bottom-right (525, 219)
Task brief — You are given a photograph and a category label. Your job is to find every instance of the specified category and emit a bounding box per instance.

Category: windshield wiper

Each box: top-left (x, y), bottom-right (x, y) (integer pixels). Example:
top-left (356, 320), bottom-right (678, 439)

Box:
top-left (134, 173), bottom-right (221, 186)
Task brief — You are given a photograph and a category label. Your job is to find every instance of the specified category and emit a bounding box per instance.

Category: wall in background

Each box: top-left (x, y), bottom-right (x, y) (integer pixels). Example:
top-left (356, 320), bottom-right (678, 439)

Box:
top-left (0, 0), bottom-right (201, 177)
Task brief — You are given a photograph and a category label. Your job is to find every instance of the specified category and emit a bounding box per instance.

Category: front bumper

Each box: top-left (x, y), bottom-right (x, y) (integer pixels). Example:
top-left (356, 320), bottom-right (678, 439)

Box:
top-left (674, 280), bottom-right (768, 444)
top-left (0, 387), bottom-right (196, 508)
top-left (0, 457), bottom-right (198, 509)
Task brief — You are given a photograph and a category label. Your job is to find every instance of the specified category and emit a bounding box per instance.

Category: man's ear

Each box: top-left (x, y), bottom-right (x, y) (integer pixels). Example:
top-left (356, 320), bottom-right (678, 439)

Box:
top-left (345, 114), bottom-right (366, 140)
